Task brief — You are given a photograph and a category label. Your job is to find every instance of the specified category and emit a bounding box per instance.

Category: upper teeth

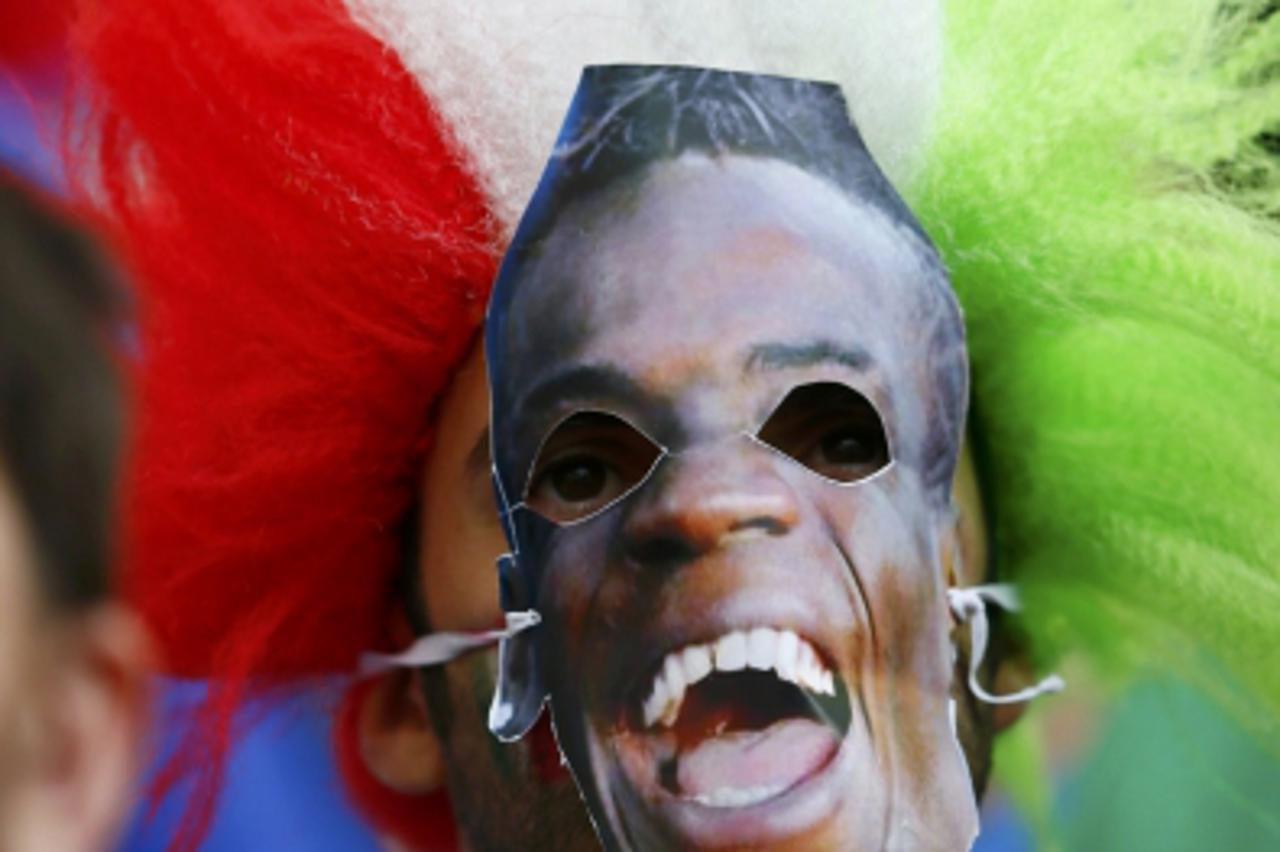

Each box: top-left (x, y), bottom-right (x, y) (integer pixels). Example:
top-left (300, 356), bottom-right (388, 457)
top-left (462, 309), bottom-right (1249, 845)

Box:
top-left (641, 628), bottom-right (836, 729)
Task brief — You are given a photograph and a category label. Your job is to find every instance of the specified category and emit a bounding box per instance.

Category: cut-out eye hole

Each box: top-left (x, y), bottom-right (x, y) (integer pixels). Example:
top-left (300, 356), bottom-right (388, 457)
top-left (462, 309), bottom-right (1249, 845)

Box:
top-left (523, 411), bottom-right (663, 525)
top-left (756, 382), bottom-right (890, 484)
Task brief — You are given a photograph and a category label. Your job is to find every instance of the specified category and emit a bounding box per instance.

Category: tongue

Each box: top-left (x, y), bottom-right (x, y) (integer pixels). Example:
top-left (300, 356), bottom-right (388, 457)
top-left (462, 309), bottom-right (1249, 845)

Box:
top-left (675, 718), bottom-right (837, 800)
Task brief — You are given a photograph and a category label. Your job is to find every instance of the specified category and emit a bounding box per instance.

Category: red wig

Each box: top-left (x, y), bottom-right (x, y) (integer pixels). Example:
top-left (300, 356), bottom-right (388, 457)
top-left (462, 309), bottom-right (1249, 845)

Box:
top-left (68, 0), bottom-right (497, 846)
top-left (0, 0), bottom-right (75, 66)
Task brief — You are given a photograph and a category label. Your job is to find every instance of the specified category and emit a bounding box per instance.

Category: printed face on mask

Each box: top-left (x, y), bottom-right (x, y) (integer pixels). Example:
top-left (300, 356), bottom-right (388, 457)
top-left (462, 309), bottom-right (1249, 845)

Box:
top-left (488, 141), bottom-right (980, 848)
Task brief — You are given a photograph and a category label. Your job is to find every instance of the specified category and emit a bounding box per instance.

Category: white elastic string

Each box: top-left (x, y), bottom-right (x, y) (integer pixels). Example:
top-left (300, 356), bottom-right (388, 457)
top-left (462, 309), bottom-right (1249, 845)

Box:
top-left (947, 583), bottom-right (1065, 705)
top-left (358, 610), bottom-right (541, 677)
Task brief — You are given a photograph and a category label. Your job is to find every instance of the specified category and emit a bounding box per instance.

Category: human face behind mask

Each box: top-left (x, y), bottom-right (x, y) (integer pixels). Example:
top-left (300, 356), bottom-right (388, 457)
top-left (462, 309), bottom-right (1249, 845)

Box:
top-left (487, 108), bottom-right (979, 849)
top-left (363, 348), bottom-right (999, 852)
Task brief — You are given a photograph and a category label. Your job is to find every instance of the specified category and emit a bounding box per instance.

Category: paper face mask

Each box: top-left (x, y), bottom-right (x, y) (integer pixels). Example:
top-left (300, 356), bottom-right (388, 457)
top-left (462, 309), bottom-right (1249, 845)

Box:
top-left (484, 66), bottom-right (979, 851)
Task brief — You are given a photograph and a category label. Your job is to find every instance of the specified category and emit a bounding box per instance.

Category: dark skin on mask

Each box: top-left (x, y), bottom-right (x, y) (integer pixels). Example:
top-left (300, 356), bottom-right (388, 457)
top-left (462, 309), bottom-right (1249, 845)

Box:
top-left (486, 153), bottom-right (993, 851)
top-left (359, 157), bottom-right (1019, 851)
top-left (359, 337), bottom-right (1004, 852)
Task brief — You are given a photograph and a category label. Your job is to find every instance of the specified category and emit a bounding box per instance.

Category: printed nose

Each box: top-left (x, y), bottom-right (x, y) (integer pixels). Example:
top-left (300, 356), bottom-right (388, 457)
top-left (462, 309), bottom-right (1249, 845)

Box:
top-left (622, 446), bottom-right (799, 567)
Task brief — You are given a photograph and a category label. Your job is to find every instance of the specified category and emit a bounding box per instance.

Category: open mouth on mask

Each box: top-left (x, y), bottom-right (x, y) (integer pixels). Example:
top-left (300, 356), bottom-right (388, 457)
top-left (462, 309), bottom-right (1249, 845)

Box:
top-left (612, 626), bottom-right (853, 812)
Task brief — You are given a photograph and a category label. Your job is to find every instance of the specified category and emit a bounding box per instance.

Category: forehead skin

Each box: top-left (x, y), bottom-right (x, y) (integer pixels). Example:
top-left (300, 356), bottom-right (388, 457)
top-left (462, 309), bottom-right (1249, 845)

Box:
top-left (499, 153), bottom-right (953, 481)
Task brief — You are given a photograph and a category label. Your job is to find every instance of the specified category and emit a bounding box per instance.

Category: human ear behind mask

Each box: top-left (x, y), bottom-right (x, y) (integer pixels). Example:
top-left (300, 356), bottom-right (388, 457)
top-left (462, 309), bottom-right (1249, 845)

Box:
top-left (371, 66), bottom-right (1060, 851)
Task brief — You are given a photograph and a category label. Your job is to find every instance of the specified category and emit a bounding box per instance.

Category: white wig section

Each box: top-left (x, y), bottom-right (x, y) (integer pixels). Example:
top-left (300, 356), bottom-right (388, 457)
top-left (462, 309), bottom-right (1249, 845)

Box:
top-left (343, 0), bottom-right (942, 236)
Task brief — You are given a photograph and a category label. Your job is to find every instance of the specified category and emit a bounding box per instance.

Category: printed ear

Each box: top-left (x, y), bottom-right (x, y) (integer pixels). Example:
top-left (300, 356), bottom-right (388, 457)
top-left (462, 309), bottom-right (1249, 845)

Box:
top-left (489, 553), bottom-right (546, 740)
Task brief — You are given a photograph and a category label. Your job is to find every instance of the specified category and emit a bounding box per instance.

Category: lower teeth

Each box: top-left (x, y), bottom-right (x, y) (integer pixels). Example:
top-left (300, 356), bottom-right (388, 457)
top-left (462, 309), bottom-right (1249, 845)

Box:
top-left (688, 782), bottom-right (787, 809)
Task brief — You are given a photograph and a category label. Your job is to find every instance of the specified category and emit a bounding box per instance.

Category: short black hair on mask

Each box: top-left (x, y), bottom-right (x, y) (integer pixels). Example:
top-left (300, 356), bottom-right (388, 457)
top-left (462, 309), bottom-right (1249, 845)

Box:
top-left (487, 65), bottom-right (968, 501)
top-left (515, 65), bottom-right (934, 249)
top-left (0, 172), bottom-right (127, 610)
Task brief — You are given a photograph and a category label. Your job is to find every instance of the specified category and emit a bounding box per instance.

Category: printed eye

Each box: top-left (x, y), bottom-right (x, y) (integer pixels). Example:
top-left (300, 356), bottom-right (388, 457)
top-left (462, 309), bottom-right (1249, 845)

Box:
top-left (525, 412), bottom-right (662, 524)
top-left (757, 382), bottom-right (890, 483)
top-left (816, 426), bottom-right (881, 467)
top-left (542, 455), bottom-right (612, 503)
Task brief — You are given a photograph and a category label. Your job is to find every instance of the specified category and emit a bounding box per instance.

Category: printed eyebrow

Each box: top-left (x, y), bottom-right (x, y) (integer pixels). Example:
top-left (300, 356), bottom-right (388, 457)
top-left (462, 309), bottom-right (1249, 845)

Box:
top-left (515, 363), bottom-right (653, 424)
top-left (744, 340), bottom-right (874, 373)
top-left (511, 363), bottom-right (680, 445)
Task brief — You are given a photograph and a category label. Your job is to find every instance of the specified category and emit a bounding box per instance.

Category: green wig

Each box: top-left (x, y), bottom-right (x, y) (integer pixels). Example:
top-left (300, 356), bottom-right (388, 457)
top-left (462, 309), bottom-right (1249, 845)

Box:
top-left (913, 0), bottom-right (1279, 741)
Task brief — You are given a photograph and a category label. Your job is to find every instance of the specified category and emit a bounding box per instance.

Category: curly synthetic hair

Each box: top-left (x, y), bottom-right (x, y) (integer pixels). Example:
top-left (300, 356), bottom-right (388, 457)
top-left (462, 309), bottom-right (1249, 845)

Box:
top-left (530, 66), bottom-right (932, 247)
top-left (65, 1), bottom-right (496, 845)
top-left (911, 0), bottom-right (1280, 752)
